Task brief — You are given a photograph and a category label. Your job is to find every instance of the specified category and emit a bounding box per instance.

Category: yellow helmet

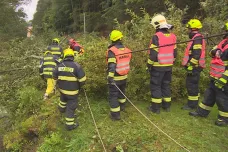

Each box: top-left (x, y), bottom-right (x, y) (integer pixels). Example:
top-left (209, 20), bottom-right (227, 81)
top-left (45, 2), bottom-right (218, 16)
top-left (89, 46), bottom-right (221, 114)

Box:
top-left (52, 38), bottom-right (60, 44)
top-left (186, 19), bottom-right (202, 29)
top-left (63, 48), bottom-right (74, 58)
top-left (110, 30), bottom-right (123, 41)
top-left (224, 22), bottom-right (228, 31)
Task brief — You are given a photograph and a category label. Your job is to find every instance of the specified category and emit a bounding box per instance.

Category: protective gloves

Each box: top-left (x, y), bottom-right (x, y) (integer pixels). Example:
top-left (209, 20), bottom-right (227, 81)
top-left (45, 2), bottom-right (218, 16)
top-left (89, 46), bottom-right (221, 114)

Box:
top-left (186, 65), bottom-right (193, 76)
top-left (107, 76), bottom-right (115, 85)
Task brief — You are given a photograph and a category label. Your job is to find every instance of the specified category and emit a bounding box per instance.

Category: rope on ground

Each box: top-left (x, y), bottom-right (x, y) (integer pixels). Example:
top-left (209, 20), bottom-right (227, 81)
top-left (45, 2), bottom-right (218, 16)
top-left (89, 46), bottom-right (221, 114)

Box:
top-left (113, 83), bottom-right (191, 152)
top-left (83, 88), bottom-right (107, 152)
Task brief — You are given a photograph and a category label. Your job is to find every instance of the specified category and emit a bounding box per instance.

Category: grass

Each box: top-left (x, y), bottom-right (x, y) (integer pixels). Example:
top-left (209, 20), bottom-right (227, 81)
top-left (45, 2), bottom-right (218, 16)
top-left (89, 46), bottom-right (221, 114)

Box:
top-left (37, 94), bottom-right (228, 152)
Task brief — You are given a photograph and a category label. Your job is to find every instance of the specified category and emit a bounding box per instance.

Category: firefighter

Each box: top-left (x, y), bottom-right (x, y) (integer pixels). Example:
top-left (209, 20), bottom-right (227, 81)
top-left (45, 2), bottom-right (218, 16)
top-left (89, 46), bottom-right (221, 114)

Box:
top-left (181, 19), bottom-right (206, 110)
top-left (53, 48), bottom-right (86, 130)
top-left (47, 38), bottom-right (63, 61)
top-left (39, 51), bottom-right (57, 100)
top-left (106, 30), bottom-right (132, 120)
top-left (68, 38), bottom-right (85, 56)
top-left (147, 14), bottom-right (177, 114)
top-left (189, 23), bottom-right (228, 126)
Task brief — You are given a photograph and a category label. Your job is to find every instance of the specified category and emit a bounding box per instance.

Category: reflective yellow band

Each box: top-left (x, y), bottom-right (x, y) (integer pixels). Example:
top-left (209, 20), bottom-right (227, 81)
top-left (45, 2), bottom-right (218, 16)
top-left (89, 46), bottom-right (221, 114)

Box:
top-left (188, 96), bottom-right (199, 100)
top-left (52, 52), bottom-right (61, 55)
top-left (219, 78), bottom-right (227, 84)
top-left (147, 59), bottom-right (154, 65)
top-left (58, 76), bottom-right (77, 81)
top-left (65, 117), bottom-right (74, 121)
top-left (59, 89), bottom-right (79, 95)
top-left (51, 48), bottom-right (60, 51)
top-left (150, 44), bottom-right (158, 52)
top-left (224, 61), bottom-right (228, 66)
top-left (163, 97), bottom-right (171, 102)
top-left (59, 100), bottom-right (67, 105)
top-left (219, 111), bottom-right (228, 117)
top-left (58, 67), bottom-right (74, 72)
top-left (110, 106), bottom-right (120, 112)
top-left (193, 44), bottom-right (202, 50)
top-left (66, 122), bottom-right (75, 125)
top-left (114, 75), bottom-right (127, 81)
top-left (118, 98), bottom-right (126, 103)
top-left (108, 58), bottom-right (116, 63)
top-left (199, 103), bottom-right (212, 111)
top-left (44, 57), bottom-right (53, 60)
top-left (190, 58), bottom-right (198, 64)
top-left (79, 76), bottom-right (86, 82)
top-left (108, 72), bottom-right (114, 77)
top-left (43, 68), bottom-right (54, 71)
top-left (151, 98), bottom-right (162, 103)
top-left (58, 103), bottom-right (66, 108)
top-left (43, 72), bottom-right (53, 75)
top-left (44, 62), bottom-right (56, 66)
top-left (223, 70), bottom-right (228, 76)
top-left (153, 62), bottom-right (173, 67)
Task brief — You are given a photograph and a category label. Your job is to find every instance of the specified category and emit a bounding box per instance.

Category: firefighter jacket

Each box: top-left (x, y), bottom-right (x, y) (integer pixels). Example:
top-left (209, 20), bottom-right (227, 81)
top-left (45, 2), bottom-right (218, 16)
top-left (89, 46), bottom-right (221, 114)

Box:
top-left (147, 29), bottom-right (177, 71)
top-left (53, 56), bottom-right (86, 96)
top-left (209, 38), bottom-right (228, 80)
top-left (47, 44), bottom-right (63, 59)
top-left (69, 41), bottom-right (84, 55)
top-left (106, 41), bottom-right (132, 81)
top-left (39, 52), bottom-right (56, 79)
top-left (182, 31), bottom-right (206, 68)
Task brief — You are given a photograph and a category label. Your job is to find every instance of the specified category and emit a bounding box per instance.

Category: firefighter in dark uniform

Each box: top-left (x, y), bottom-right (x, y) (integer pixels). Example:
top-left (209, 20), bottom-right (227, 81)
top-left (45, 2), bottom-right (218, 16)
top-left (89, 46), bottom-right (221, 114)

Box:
top-left (47, 38), bottom-right (63, 61)
top-left (53, 48), bottom-right (86, 130)
top-left (106, 30), bottom-right (132, 120)
top-left (147, 14), bottom-right (177, 114)
top-left (190, 23), bottom-right (228, 126)
top-left (39, 51), bottom-right (57, 100)
top-left (182, 19), bottom-right (206, 110)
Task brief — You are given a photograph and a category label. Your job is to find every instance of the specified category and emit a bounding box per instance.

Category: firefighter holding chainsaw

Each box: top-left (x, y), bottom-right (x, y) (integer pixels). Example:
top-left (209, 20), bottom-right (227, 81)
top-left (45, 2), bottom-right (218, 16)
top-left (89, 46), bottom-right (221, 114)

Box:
top-left (68, 38), bottom-right (85, 56)
top-left (106, 30), bottom-right (132, 120)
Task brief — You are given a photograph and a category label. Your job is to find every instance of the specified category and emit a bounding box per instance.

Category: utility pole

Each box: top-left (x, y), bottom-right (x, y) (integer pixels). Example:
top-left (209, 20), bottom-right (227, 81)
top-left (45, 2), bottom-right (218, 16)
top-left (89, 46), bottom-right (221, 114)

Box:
top-left (84, 12), bottom-right (86, 34)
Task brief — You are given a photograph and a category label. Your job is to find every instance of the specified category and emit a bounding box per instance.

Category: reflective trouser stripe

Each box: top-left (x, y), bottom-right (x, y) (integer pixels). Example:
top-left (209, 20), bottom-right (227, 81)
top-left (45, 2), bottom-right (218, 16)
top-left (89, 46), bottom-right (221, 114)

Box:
top-left (110, 106), bottom-right (120, 112)
top-left (199, 103), bottom-right (212, 111)
top-left (151, 98), bottom-right (162, 103)
top-left (59, 100), bottom-right (66, 108)
top-left (163, 97), bottom-right (171, 102)
top-left (219, 111), bottom-right (228, 117)
top-left (188, 96), bottom-right (199, 100)
top-left (114, 75), bottom-right (127, 81)
top-left (65, 117), bottom-right (75, 125)
top-left (118, 98), bottom-right (126, 103)
top-left (59, 89), bottom-right (79, 95)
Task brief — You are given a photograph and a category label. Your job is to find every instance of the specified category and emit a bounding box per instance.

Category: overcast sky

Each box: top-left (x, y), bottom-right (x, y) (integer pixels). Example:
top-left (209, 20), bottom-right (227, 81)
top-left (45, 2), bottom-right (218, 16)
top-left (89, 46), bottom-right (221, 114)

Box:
top-left (21, 0), bottom-right (39, 21)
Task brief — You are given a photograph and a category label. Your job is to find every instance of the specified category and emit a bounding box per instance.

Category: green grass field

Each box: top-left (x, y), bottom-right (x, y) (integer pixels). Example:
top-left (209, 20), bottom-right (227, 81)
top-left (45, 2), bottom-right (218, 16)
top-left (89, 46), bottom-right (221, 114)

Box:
top-left (37, 94), bottom-right (228, 152)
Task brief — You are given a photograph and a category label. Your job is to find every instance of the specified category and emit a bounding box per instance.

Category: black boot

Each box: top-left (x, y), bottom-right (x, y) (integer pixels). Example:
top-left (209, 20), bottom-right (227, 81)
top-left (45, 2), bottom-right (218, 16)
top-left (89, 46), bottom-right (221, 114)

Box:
top-left (181, 104), bottom-right (195, 110)
top-left (215, 119), bottom-right (228, 127)
top-left (189, 111), bottom-right (207, 117)
top-left (162, 101), bottom-right (171, 112)
top-left (110, 111), bottom-right (121, 120)
top-left (148, 103), bottom-right (160, 114)
top-left (66, 123), bottom-right (79, 131)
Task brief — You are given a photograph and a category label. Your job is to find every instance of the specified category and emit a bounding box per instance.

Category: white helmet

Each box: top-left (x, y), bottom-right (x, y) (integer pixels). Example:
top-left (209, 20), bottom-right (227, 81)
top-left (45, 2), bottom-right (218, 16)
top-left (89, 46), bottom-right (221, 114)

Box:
top-left (150, 14), bottom-right (173, 29)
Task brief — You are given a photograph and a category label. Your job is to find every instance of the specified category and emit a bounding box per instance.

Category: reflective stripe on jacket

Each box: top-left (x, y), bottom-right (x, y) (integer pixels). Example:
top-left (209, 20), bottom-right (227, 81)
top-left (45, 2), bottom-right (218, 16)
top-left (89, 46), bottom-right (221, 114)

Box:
top-left (108, 46), bottom-right (132, 75)
top-left (210, 39), bottom-right (228, 78)
top-left (182, 33), bottom-right (206, 68)
top-left (40, 54), bottom-right (56, 78)
top-left (156, 32), bottom-right (176, 65)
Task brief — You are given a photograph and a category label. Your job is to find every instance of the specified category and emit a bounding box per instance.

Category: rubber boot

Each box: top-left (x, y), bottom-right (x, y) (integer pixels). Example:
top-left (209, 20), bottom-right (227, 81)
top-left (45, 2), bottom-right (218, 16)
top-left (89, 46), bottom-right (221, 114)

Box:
top-left (110, 111), bottom-right (121, 120)
top-left (66, 123), bottom-right (79, 131)
top-left (189, 111), bottom-right (207, 117)
top-left (162, 101), bottom-right (171, 112)
top-left (148, 103), bottom-right (160, 114)
top-left (215, 119), bottom-right (228, 127)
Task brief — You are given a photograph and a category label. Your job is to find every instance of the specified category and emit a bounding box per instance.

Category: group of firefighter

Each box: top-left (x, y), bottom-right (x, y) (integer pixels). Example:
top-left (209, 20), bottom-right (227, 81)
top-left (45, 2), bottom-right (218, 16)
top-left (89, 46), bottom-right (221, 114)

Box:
top-left (39, 14), bottom-right (228, 131)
